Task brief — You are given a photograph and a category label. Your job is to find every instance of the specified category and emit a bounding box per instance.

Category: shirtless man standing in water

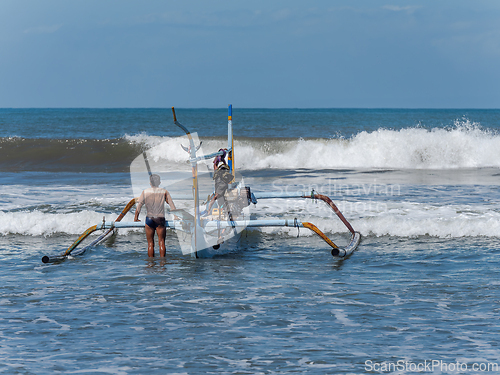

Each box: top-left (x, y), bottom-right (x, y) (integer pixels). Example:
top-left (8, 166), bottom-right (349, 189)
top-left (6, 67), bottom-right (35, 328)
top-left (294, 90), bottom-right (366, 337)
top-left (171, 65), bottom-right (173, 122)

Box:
top-left (134, 174), bottom-right (176, 257)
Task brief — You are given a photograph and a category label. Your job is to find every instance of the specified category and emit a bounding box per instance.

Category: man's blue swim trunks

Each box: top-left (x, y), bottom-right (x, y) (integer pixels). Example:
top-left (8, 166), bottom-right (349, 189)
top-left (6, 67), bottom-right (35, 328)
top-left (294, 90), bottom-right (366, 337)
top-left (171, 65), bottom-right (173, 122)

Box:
top-left (145, 217), bottom-right (166, 229)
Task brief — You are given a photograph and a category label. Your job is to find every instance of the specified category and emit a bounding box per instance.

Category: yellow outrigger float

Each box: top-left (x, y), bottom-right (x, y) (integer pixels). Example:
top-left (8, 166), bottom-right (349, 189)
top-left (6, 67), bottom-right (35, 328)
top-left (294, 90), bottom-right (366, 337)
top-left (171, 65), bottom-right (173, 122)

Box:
top-left (42, 106), bottom-right (361, 263)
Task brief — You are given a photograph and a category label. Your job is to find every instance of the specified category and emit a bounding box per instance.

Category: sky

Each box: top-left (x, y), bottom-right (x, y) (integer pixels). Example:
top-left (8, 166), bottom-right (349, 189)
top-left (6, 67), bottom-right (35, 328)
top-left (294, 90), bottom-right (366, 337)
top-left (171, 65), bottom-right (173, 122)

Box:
top-left (0, 0), bottom-right (499, 108)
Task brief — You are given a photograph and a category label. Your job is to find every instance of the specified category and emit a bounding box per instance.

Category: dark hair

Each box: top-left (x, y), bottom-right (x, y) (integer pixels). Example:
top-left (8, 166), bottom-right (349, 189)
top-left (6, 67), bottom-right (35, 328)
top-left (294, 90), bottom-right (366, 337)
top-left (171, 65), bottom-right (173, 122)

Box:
top-left (150, 174), bottom-right (161, 187)
top-left (214, 149), bottom-right (227, 166)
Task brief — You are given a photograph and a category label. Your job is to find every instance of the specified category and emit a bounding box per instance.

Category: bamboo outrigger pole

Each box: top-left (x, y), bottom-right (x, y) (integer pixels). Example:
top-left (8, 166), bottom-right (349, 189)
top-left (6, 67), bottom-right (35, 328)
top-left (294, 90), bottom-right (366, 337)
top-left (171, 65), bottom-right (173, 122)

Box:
top-left (41, 198), bottom-right (137, 263)
top-left (251, 190), bottom-right (360, 257)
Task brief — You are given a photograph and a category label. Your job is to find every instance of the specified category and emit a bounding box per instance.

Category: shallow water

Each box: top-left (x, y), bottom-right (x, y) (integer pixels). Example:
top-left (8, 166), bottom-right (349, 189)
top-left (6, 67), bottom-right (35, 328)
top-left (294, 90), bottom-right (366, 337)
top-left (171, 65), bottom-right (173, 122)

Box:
top-left (2, 234), bottom-right (500, 374)
top-left (1, 108), bottom-right (500, 373)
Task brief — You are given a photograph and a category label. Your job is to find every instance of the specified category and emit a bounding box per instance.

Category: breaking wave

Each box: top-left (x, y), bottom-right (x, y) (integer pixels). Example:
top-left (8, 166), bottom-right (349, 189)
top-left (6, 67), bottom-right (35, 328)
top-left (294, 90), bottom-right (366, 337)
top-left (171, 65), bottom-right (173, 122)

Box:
top-left (126, 122), bottom-right (500, 170)
top-left (2, 199), bottom-right (500, 239)
top-left (2, 122), bottom-right (500, 172)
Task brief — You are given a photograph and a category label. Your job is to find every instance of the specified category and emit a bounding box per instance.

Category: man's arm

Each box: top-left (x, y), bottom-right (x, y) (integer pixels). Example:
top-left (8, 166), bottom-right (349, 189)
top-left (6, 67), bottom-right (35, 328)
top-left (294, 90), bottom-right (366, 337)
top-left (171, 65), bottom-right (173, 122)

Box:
top-left (134, 202), bottom-right (143, 222)
top-left (165, 191), bottom-right (176, 210)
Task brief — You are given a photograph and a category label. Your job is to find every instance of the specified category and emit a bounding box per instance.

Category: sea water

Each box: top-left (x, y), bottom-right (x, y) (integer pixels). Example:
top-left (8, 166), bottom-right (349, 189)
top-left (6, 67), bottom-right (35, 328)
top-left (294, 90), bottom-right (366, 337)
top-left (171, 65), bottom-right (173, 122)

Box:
top-left (1, 108), bottom-right (500, 374)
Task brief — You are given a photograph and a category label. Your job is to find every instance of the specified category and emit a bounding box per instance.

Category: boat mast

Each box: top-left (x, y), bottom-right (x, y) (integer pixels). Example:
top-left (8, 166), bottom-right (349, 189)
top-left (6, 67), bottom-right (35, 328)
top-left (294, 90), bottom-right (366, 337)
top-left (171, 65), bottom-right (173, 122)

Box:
top-left (227, 104), bottom-right (235, 178)
top-left (172, 107), bottom-right (200, 257)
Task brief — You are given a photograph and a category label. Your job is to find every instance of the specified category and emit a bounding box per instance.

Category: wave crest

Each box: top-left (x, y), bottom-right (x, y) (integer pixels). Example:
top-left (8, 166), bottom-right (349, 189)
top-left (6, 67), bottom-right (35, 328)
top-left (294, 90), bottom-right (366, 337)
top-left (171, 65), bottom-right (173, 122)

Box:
top-left (234, 122), bottom-right (500, 170)
top-left (2, 122), bottom-right (499, 172)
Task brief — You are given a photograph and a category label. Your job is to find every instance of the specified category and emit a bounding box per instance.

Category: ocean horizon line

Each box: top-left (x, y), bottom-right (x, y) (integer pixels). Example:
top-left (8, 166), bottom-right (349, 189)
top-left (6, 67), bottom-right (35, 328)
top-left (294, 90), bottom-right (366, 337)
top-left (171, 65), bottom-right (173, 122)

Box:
top-left (1, 107), bottom-right (499, 111)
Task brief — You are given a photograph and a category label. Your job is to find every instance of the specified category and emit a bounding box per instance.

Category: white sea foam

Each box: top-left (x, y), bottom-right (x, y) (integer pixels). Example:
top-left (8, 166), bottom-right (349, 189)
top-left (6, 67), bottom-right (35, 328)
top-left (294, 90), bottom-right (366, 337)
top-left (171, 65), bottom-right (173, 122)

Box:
top-left (0, 210), bottom-right (138, 236)
top-left (1, 199), bottom-right (500, 238)
top-left (126, 122), bottom-right (500, 170)
top-left (4, 123), bottom-right (500, 239)
top-left (248, 198), bottom-right (500, 239)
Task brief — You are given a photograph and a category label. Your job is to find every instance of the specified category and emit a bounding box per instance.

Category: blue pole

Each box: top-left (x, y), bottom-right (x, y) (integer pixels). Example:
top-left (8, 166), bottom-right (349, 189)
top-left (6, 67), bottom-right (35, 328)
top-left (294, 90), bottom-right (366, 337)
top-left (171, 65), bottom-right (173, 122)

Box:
top-left (227, 104), bottom-right (234, 174)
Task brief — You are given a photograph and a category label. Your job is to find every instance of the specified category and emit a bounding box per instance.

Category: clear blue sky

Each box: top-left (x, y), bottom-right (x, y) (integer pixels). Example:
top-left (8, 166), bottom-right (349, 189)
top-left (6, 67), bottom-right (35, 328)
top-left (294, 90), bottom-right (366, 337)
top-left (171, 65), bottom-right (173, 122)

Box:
top-left (1, 0), bottom-right (499, 108)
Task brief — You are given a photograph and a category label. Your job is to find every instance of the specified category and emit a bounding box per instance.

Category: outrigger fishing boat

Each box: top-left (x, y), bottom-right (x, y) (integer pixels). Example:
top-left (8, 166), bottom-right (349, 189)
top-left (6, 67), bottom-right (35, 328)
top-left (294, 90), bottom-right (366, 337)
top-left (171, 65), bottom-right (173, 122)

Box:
top-left (42, 106), bottom-right (361, 263)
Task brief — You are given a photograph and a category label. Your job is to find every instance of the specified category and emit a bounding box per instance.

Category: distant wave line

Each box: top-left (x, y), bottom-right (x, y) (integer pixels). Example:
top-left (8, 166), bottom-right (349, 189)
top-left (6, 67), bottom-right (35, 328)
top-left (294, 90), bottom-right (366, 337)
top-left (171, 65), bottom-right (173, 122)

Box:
top-left (2, 123), bottom-right (500, 172)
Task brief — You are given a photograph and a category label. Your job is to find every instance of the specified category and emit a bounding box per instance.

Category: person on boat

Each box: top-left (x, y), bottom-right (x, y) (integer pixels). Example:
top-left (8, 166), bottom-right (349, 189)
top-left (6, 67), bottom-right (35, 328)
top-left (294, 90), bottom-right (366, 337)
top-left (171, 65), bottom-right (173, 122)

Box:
top-left (206, 149), bottom-right (233, 217)
top-left (134, 174), bottom-right (176, 257)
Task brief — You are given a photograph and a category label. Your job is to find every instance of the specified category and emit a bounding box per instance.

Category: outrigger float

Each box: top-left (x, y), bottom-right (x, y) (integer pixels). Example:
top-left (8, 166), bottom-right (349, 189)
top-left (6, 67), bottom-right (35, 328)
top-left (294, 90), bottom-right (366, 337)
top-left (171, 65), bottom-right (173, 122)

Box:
top-left (42, 106), bottom-right (361, 263)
